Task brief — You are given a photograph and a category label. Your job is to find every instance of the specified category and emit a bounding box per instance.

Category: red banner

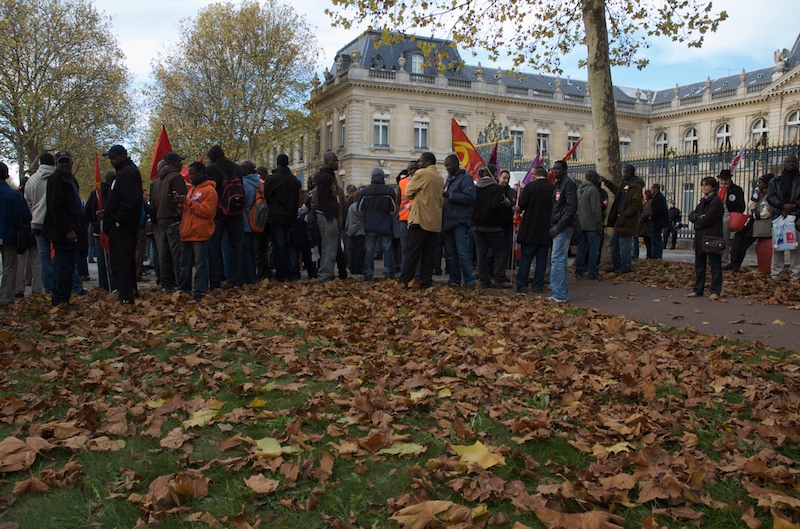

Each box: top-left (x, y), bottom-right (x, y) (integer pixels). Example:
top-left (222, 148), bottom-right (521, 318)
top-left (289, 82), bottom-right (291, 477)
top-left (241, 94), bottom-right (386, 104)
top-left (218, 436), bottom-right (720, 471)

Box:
top-left (148, 125), bottom-right (173, 181)
top-left (451, 119), bottom-right (488, 179)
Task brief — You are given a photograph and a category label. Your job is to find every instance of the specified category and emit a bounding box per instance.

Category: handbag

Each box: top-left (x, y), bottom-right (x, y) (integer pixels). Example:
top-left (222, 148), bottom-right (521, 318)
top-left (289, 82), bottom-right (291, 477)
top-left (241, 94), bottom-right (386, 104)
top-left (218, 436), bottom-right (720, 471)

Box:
top-left (15, 192), bottom-right (32, 255)
top-left (773, 214), bottom-right (798, 251)
top-left (701, 235), bottom-right (725, 255)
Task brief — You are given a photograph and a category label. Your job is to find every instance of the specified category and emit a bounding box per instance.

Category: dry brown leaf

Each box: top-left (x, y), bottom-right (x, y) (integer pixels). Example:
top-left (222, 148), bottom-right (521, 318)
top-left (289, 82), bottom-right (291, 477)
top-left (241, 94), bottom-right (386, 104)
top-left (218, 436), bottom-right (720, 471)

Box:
top-left (243, 474), bottom-right (280, 494)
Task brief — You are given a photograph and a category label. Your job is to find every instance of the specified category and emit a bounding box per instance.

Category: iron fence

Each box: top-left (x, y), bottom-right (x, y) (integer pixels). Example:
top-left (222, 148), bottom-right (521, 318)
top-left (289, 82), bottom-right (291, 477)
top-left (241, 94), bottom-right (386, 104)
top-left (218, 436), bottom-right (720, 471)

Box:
top-left (509, 142), bottom-right (800, 241)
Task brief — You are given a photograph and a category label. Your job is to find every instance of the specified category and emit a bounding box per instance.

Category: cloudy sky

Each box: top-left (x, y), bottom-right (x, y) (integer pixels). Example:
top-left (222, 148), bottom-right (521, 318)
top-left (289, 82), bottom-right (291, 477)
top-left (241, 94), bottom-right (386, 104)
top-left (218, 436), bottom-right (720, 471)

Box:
top-left (96, 0), bottom-right (798, 90)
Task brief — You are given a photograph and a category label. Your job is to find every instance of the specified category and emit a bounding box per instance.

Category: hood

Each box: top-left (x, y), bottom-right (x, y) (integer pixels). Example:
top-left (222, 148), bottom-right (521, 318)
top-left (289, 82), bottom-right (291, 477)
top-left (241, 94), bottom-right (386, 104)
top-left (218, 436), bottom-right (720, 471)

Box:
top-left (32, 164), bottom-right (56, 180)
top-left (579, 179), bottom-right (596, 191)
top-left (207, 145), bottom-right (225, 163)
top-left (158, 164), bottom-right (180, 180)
top-left (243, 173), bottom-right (261, 186)
top-left (475, 176), bottom-right (496, 189)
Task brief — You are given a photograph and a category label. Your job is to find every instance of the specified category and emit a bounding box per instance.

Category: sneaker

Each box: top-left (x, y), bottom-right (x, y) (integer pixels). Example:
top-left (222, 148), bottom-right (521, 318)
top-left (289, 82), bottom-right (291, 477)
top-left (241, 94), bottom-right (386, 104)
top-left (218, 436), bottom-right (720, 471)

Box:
top-left (604, 266), bottom-right (619, 274)
top-left (492, 280), bottom-right (513, 289)
top-left (686, 292), bottom-right (701, 297)
top-left (708, 294), bottom-right (720, 301)
top-left (544, 296), bottom-right (568, 303)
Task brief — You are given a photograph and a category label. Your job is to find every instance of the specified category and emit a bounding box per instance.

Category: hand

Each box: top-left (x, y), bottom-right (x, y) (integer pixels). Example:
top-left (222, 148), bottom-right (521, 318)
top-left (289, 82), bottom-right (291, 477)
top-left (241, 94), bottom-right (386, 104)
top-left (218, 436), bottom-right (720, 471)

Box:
top-left (97, 208), bottom-right (104, 220)
top-left (549, 227), bottom-right (559, 238)
top-left (782, 203), bottom-right (797, 215)
top-left (66, 230), bottom-right (78, 244)
top-left (512, 205), bottom-right (520, 213)
top-left (443, 191), bottom-right (451, 198)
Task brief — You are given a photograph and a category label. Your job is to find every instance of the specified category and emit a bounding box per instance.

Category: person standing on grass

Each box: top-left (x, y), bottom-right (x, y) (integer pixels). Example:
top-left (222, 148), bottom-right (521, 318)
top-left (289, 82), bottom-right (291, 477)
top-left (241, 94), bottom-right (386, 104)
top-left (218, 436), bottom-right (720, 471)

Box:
top-left (312, 152), bottom-right (342, 283)
top-left (25, 153), bottom-right (56, 295)
top-left (263, 154), bottom-right (301, 282)
top-left (441, 154), bottom-right (476, 288)
top-left (151, 151), bottom-right (187, 292)
top-left (179, 162), bottom-right (217, 299)
top-left (360, 167), bottom-right (396, 281)
top-left (0, 163), bottom-right (32, 306)
top-left (472, 165), bottom-right (512, 289)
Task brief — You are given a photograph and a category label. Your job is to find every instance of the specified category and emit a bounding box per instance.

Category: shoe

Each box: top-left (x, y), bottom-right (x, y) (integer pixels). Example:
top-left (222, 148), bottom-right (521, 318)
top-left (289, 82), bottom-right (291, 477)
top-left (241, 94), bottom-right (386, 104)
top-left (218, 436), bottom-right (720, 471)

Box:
top-left (708, 294), bottom-right (720, 301)
top-left (88, 259), bottom-right (96, 263)
top-left (544, 296), bottom-right (568, 303)
top-left (604, 266), bottom-right (619, 273)
top-left (686, 292), bottom-right (701, 297)
top-left (722, 264), bottom-right (735, 271)
top-left (492, 280), bottom-right (513, 289)
top-left (515, 289), bottom-right (528, 295)
top-left (120, 299), bottom-right (134, 305)
top-left (14, 293), bottom-right (24, 298)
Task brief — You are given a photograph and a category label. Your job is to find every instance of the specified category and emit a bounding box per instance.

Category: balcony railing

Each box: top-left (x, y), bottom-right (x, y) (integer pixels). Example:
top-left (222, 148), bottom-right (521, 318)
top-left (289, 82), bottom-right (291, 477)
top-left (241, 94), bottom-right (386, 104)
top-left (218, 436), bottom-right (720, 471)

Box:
top-left (410, 73), bottom-right (435, 84)
top-left (368, 69), bottom-right (396, 80)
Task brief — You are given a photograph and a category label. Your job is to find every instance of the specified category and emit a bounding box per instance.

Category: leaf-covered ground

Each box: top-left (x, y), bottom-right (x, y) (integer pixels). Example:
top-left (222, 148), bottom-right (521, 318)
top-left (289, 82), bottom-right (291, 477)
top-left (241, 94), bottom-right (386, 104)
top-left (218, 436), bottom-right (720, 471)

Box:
top-left (601, 259), bottom-right (800, 305)
top-left (0, 281), bottom-right (798, 529)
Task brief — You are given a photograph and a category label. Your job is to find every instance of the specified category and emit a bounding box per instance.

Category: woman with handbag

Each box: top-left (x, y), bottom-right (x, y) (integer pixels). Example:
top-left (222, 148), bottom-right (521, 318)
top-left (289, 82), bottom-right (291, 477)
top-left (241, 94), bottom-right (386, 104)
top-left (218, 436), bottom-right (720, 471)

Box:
top-left (688, 176), bottom-right (724, 300)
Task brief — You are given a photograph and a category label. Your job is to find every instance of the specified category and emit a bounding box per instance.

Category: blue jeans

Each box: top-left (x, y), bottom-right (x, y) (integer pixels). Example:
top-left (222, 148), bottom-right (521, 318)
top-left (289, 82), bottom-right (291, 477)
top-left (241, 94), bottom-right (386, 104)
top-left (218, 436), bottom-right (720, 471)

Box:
top-left (270, 224), bottom-right (292, 281)
top-left (179, 240), bottom-right (210, 298)
top-left (610, 229), bottom-right (634, 272)
top-left (550, 227), bottom-right (573, 300)
top-left (210, 215), bottom-right (244, 289)
top-left (52, 248), bottom-right (75, 306)
top-left (35, 234), bottom-right (54, 294)
top-left (651, 227), bottom-right (664, 259)
top-left (443, 224), bottom-right (474, 287)
top-left (363, 233), bottom-right (395, 280)
top-left (316, 215), bottom-right (339, 282)
top-left (516, 244), bottom-right (549, 292)
top-left (575, 230), bottom-right (600, 278)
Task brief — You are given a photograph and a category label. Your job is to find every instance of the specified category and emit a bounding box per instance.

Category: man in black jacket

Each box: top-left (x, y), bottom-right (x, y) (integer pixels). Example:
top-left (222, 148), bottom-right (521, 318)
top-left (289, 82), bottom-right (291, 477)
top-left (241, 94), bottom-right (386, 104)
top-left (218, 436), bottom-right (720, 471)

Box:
top-left (718, 169), bottom-right (745, 268)
top-left (473, 167), bottom-right (512, 288)
top-left (263, 154), bottom-right (301, 281)
top-left (649, 183), bottom-right (669, 259)
top-left (359, 167), bottom-right (396, 281)
top-left (103, 145), bottom-right (143, 305)
top-left (312, 152), bottom-right (341, 283)
top-left (514, 168), bottom-right (555, 294)
top-left (206, 145), bottom-right (245, 289)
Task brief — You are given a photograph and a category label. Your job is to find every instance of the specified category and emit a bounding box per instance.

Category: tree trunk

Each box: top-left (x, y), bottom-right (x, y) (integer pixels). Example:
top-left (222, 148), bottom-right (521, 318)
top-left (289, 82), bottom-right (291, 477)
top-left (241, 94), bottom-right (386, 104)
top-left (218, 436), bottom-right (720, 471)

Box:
top-left (581, 0), bottom-right (622, 186)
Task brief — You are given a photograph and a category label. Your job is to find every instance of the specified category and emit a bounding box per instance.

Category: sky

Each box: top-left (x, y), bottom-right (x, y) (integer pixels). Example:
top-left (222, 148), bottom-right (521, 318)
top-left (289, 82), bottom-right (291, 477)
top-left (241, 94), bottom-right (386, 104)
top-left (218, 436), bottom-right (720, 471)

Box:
top-left (95, 0), bottom-right (799, 90)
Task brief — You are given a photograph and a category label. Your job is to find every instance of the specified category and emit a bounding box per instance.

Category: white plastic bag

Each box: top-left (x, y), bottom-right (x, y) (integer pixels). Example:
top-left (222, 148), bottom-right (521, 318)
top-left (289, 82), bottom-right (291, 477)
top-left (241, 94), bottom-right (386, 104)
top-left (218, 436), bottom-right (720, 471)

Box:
top-left (772, 214), bottom-right (798, 251)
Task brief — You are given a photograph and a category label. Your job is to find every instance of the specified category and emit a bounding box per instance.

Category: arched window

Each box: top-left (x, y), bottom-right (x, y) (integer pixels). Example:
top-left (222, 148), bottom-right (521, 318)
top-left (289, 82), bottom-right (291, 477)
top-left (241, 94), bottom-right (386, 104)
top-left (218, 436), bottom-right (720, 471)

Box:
top-left (751, 118), bottom-right (769, 146)
top-left (786, 110), bottom-right (800, 143)
top-left (655, 132), bottom-right (668, 156)
top-left (715, 124), bottom-right (731, 150)
top-left (683, 128), bottom-right (698, 154)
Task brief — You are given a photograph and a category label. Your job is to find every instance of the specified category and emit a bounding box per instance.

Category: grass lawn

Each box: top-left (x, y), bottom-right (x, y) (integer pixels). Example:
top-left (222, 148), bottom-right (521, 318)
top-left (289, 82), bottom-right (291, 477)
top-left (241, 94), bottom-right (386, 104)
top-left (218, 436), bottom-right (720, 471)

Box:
top-left (0, 279), bottom-right (798, 529)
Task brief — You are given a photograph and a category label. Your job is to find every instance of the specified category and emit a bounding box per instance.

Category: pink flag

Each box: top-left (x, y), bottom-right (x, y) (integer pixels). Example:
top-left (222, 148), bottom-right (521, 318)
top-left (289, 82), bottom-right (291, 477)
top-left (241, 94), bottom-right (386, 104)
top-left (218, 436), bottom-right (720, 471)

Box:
top-left (520, 152), bottom-right (543, 186)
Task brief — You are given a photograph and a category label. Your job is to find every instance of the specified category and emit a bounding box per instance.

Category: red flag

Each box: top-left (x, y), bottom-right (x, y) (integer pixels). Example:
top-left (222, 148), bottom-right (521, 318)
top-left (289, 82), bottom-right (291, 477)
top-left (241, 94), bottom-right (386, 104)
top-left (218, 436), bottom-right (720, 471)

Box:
top-left (148, 125), bottom-right (173, 181)
top-left (451, 119), bottom-right (488, 179)
top-left (93, 152), bottom-right (110, 252)
top-left (489, 140), bottom-right (498, 166)
top-left (729, 140), bottom-right (749, 175)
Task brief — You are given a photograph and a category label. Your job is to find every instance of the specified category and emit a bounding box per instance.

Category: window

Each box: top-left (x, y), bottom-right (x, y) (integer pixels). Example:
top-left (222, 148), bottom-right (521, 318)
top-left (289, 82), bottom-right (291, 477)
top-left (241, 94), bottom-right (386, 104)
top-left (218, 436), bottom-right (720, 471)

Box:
top-left (787, 111), bottom-right (800, 143)
top-left (511, 130), bottom-right (524, 158)
top-left (413, 119), bottom-right (429, 150)
top-left (715, 124), bottom-right (732, 150)
top-left (299, 136), bottom-right (304, 162)
top-left (655, 132), bottom-right (668, 156)
top-left (536, 132), bottom-right (550, 157)
top-left (567, 133), bottom-right (581, 160)
top-left (682, 183), bottom-right (694, 215)
top-left (750, 118), bottom-right (769, 146)
top-left (683, 128), bottom-right (698, 154)
top-left (619, 138), bottom-right (631, 158)
top-left (326, 121), bottom-right (333, 151)
top-left (411, 54), bottom-right (424, 74)
top-left (339, 118), bottom-right (346, 148)
top-left (373, 115), bottom-right (390, 147)
top-left (314, 129), bottom-right (321, 155)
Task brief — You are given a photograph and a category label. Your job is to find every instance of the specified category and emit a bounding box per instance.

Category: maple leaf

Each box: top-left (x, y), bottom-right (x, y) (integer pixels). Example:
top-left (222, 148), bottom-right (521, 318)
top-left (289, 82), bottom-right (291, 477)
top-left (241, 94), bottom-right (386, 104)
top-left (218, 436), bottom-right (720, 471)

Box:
top-left (182, 407), bottom-right (222, 429)
top-left (0, 437), bottom-right (37, 473)
top-left (172, 473), bottom-right (209, 498)
top-left (450, 441), bottom-right (506, 469)
top-left (12, 477), bottom-right (49, 496)
top-left (159, 428), bottom-right (195, 450)
top-left (244, 474), bottom-right (280, 494)
top-left (390, 500), bottom-right (486, 529)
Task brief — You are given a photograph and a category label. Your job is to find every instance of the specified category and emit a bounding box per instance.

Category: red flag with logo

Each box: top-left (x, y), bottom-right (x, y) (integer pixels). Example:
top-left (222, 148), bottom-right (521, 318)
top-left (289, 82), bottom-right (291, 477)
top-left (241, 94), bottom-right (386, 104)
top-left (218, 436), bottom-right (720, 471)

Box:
top-left (729, 140), bottom-right (749, 175)
top-left (148, 125), bottom-right (173, 181)
top-left (451, 119), bottom-right (488, 179)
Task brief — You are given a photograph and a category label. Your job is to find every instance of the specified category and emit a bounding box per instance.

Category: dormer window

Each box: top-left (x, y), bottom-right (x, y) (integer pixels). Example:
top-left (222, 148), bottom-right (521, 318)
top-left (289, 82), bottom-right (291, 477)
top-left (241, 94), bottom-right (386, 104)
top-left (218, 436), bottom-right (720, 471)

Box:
top-left (411, 54), bottom-right (424, 74)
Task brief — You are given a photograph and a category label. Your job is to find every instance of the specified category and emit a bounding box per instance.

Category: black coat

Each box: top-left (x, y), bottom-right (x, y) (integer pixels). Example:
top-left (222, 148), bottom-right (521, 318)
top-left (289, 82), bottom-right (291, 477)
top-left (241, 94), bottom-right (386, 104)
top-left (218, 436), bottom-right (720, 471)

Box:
top-left (722, 183), bottom-right (746, 214)
top-left (263, 166), bottom-right (301, 226)
top-left (517, 178), bottom-right (555, 246)
top-left (207, 146), bottom-right (245, 218)
top-left (689, 193), bottom-right (723, 253)
top-left (472, 178), bottom-right (509, 228)
top-left (650, 191), bottom-right (669, 230)
top-left (104, 158), bottom-right (143, 232)
top-left (43, 169), bottom-right (80, 250)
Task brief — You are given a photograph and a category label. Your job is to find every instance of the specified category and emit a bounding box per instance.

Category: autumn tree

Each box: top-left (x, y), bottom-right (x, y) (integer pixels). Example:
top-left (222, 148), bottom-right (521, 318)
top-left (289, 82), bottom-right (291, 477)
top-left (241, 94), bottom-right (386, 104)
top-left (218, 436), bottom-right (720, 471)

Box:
top-left (144, 0), bottom-right (318, 165)
top-left (0, 0), bottom-right (134, 185)
top-left (326, 0), bottom-right (726, 183)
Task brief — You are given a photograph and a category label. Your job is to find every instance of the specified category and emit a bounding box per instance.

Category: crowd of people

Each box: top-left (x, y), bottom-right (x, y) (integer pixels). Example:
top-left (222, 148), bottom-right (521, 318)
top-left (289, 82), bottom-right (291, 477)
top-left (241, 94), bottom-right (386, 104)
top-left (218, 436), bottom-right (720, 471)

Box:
top-left (2, 149), bottom-right (799, 308)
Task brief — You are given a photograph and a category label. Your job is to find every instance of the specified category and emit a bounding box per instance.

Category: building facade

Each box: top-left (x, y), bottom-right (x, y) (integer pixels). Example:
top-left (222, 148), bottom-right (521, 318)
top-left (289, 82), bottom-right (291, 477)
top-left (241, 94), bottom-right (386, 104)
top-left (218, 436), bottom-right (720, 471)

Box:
top-left (286, 31), bottom-right (800, 195)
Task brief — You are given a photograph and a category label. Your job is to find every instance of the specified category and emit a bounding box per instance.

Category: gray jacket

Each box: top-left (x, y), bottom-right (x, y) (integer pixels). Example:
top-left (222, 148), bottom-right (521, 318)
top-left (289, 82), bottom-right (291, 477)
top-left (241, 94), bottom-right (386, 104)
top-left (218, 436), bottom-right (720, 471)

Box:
top-left (577, 180), bottom-right (603, 232)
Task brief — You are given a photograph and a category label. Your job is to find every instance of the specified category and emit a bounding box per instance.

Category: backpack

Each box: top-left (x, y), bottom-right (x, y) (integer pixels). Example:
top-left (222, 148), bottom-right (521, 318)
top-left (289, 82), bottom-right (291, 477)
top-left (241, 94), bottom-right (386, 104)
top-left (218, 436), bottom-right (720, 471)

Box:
top-left (220, 174), bottom-right (246, 215)
top-left (247, 183), bottom-right (269, 233)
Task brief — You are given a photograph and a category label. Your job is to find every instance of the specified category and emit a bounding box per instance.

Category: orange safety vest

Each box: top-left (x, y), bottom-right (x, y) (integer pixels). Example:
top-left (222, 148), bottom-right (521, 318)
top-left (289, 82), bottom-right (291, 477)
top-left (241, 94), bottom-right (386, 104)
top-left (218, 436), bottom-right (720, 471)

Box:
top-left (398, 176), bottom-right (412, 222)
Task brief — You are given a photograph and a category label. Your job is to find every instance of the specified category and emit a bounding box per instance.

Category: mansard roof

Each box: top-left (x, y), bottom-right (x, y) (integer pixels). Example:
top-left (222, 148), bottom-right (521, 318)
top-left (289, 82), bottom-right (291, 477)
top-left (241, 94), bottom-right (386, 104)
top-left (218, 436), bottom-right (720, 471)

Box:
top-left (328, 31), bottom-right (798, 106)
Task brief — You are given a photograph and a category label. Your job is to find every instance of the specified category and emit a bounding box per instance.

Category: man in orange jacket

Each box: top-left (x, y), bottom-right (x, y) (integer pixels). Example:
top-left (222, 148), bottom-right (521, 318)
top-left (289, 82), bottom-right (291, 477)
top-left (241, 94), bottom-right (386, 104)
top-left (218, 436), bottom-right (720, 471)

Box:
top-left (179, 162), bottom-right (218, 299)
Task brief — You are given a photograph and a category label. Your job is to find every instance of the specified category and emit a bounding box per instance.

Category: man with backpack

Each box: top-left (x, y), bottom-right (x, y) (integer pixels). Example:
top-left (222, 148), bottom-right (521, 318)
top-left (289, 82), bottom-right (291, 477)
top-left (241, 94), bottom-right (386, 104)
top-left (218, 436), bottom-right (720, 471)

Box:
top-left (263, 154), bottom-right (300, 282)
top-left (206, 145), bottom-right (245, 289)
top-left (240, 160), bottom-right (263, 284)
top-left (151, 151), bottom-right (187, 292)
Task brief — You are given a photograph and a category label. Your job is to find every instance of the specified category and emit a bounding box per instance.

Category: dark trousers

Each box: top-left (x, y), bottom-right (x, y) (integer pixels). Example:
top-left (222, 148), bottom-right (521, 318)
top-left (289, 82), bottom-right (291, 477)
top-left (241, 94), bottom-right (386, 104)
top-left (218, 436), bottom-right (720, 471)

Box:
top-left (729, 222), bottom-right (756, 268)
top-left (254, 226), bottom-right (272, 280)
top-left (663, 226), bottom-right (678, 249)
top-left (693, 250), bottom-right (722, 296)
top-left (210, 215), bottom-right (244, 289)
top-left (109, 223), bottom-right (139, 302)
top-left (158, 222), bottom-right (182, 290)
top-left (474, 228), bottom-right (508, 285)
top-left (270, 224), bottom-right (293, 281)
top-left (348, 235), bottom-right (365, 275)
top-left (399, 225), bottom-right (438, 287)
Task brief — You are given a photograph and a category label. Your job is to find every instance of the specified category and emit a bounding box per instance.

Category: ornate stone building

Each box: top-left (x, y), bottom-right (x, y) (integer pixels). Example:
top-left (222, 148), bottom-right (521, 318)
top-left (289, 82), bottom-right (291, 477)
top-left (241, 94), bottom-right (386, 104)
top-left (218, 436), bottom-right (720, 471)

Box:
top-left (285, 31), bottom-right (800, 189)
